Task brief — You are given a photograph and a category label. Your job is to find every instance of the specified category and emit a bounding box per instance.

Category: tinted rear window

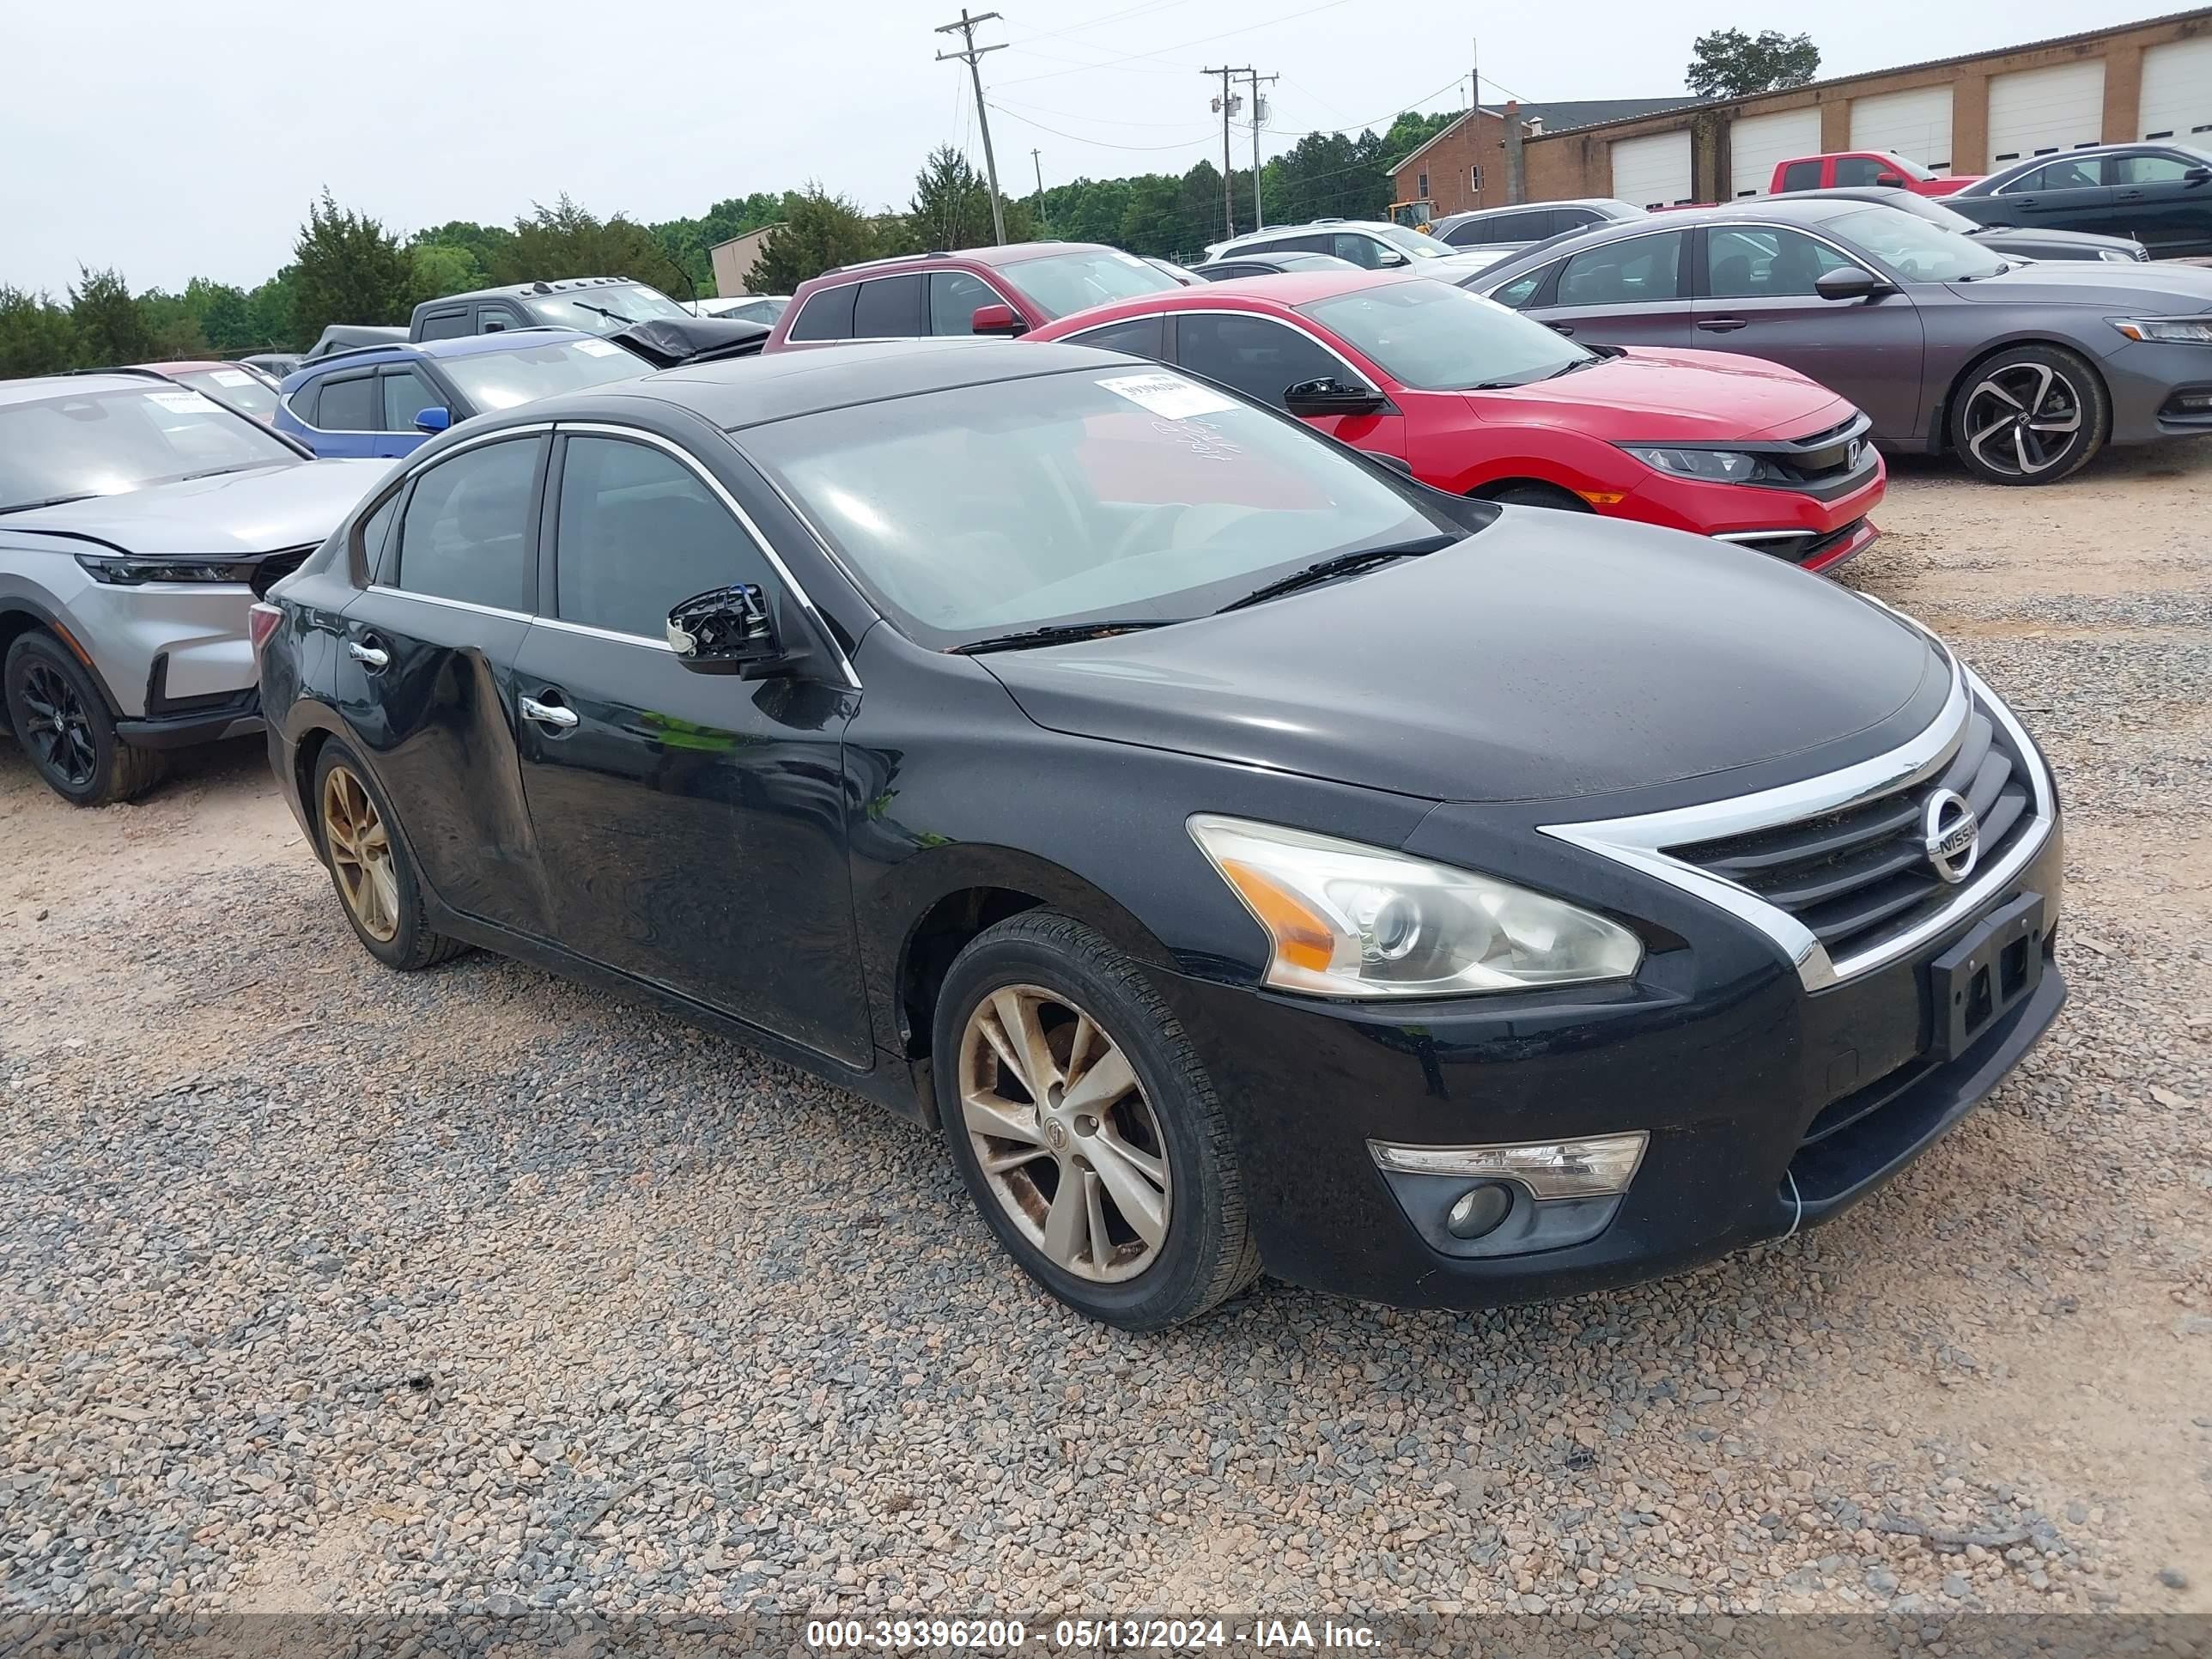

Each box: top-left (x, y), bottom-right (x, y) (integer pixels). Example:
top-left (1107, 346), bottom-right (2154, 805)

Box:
top-left (790, 284), bottom-right (860, 342)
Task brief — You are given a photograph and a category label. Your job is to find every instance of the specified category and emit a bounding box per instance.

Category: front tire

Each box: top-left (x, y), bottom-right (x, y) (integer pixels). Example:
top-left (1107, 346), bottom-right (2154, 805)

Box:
top-left (3, 632), bottom-right (165, 807)
top-left (1948, 344), bottom-right (2108, 485)
top-left (312, 741), bottom-right (468, 971)
top-left (934, 910), bottom-right (1260, 1330)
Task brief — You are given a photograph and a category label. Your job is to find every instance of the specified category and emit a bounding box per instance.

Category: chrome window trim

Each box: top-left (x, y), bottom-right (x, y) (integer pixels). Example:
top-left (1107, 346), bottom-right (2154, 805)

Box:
top-left (1541, 652), bottom-right (2057, 991)
top-left (554, 421), bottom-right (862, 690)
top-left (531, 615), bottom-right (672, 652)
top-left (366, 585), bottom-right (533, 626)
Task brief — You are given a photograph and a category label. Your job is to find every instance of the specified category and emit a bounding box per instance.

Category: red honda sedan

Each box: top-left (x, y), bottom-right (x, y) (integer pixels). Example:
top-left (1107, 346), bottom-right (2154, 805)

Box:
top-left (1024, 268), bottom-right (1885, 572)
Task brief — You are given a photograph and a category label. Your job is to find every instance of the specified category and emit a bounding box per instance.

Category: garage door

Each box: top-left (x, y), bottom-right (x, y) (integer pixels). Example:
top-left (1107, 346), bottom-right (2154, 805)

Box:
top-left (1729, 107), bottom-right (1822, 198)
top-left (1610, 130), bottom-right (1694, 210)
top-left (1850, 85), bottom-right (1955, 173)
top-left (1986, 59), bottom-right (2106, 167)
top-left (2139, 36), bottom-right (2212, 142)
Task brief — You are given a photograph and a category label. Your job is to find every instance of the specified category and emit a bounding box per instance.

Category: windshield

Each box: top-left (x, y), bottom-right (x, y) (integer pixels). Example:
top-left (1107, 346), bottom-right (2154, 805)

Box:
top-left (741, 368), bottom-right (1457, 647)
top-left (171, 367), bottom-right (279, 422)
top-left (524, 283), bottom-right (691, 335)
top-left (1003, 249), bottom-right (1183, 318)
top-left (1879, 151), bottom-right (1938, 182)
top-left (1830, 206), bottom-right (2007, 282)
top-left (0, 385), bottom-right (299, 513)
top-left (1302, 279), bottom-right (1589, 390)
top-left (1376, 224), bottom-right (1451, 259)
top-left (440, 337), bottom-right (654, 411)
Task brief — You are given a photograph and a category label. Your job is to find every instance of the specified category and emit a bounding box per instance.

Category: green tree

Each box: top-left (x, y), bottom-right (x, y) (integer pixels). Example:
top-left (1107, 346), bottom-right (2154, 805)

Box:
top-left (291, 191), bottom-right (413, 343)
top-left (135, 289), bottom-right (210, 358)
top-left (1382, 109), bottom-right (1460, 167)
top-left (246, 270), bottom-right (299, 349)
top-left (489, 196), bottom-right (692, 298)
top-left (1686, 28), bottom-right (1820, 99)
top-left (184, 278), bottom-right (257, 352)
top-left (410, 219), bottom-right (519, 276)
top-left (747, 185), bottom-right (883, 292)
top-left (895, 146), bottom-right (1034, 253)
top-left (407, 241), bottom-right (485, 309)
top-left (69, 267), bottom-right (155, 366)
top-left (0, 287), bottom-right (77, 378)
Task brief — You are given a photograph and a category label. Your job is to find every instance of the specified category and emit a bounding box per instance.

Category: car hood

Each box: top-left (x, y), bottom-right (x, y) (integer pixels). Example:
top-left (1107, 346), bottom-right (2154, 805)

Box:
top-left (1942, 261), bottom-right (2212, 309)
top-left (1471, 347), bottom-right (1851, 441)
top-left (2, 459), bottom-right (391, 555)
top-left (982, 511), bottom-right (1948, 805)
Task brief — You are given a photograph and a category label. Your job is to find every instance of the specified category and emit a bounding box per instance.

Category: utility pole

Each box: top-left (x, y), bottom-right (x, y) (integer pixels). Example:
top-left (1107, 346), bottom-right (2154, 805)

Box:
top-left (936, 9), bottom-right (1008, 246)
top-left (1030, 148), bottom-right (1044, 213)
top-left (1245, 70), bottom-right (1278, 228)
top-left (1204, 66), bottom-right (1250, 240)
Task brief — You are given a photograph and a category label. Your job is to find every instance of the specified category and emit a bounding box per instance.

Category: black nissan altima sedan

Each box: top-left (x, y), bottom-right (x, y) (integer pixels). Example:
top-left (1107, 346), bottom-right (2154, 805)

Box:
top-left (255, 339), bottom-right (2065, 1329)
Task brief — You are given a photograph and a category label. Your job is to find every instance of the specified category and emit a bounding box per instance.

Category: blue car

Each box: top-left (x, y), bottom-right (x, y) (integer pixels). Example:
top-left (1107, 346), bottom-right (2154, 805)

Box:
top-left (273, 331), bottom-right (653, 459)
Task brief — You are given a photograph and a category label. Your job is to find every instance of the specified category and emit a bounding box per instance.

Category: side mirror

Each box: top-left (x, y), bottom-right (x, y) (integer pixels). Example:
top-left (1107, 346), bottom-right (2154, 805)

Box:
top-left (2185, 166), bottom-right (2212, 187)
top-left (970, 302), bottom-right (1027, 337)
top-left (1875, 172), bottom-right (1905, 187)
top-left (1283, 376), bottom-right (1387, 417)
top-left (1814, 265), bottom-right (1889, 302)
top-left (1377, 251), bottom-right (1410, 268)
top-left (414, 406), bottom-right (452, 434)
top-left (666, 584), bottom-right (795, 679)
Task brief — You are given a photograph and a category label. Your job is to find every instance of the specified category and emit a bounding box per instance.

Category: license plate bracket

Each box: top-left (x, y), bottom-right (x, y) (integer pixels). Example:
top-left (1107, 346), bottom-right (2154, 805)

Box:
top-left (1927, 892), bottom-right (2046, 1060)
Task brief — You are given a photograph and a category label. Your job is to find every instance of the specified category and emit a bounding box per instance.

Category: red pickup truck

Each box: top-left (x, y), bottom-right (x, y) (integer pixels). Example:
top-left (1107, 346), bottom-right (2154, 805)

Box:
top-left (1770, 150), bottom-right (1978, 196)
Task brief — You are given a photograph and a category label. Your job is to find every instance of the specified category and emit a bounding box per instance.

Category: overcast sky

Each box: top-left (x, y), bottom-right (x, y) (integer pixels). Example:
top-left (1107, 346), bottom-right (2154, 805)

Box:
top-left (2, 0), bottom-right (2175, 296)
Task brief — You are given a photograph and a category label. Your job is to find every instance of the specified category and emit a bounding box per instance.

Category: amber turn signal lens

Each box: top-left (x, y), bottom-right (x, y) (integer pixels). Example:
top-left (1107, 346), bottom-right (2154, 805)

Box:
top-left (1218, 859), bottom-right (1336, 974)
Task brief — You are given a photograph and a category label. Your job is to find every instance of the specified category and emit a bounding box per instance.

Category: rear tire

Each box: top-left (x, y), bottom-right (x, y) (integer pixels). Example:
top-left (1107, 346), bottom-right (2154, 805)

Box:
top-left (3, 632), bottom-right (165, 807)
top-left (934, 910), bottom-right (1260, 1330)
top-left (1947, 343), bottom-right (2108, 485)
top-left (312, 741), bottom-right (469, 971)
top-left (1482, 481), bottom-right (1594, 512)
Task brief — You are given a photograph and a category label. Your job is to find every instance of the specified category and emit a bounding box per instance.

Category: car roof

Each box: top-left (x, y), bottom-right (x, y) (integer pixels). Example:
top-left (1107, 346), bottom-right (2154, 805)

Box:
top-left (811, 242), bottom-right (1128, 284)
top-left (424, 276), bottom-right (653, 306)
top-left (502, 337), bottom-right (1128, 432)
top-left (0, 372), bottom-right (161, 407)
top-left (133, 360), bottom-right (229, 374)
top-left (1972, 141), bottom-right (2211, 187)
top-left (279, 329), bottom-right (601, 386)
top-left (1057, 265), bottom-right (1415, 321)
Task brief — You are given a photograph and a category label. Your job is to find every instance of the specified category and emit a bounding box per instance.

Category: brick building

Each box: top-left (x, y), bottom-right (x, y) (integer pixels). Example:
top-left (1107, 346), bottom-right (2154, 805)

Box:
top-left (1391, 7), bottom-right (2212, 214)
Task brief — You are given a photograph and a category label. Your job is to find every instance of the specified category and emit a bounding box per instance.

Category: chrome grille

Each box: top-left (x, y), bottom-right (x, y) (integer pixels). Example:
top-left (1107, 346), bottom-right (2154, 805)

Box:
top-left (1666, 696), bottom-right (2037, 966)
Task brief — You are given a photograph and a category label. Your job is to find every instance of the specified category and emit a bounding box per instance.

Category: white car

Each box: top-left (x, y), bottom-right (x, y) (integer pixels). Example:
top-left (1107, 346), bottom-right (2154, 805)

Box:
top-left (687, 295), bottom-right (791, 325)
top-left (1202, 219), bottom-right (1505, 280)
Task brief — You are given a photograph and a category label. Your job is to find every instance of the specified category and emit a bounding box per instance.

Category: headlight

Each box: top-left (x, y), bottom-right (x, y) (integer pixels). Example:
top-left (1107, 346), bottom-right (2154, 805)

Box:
top-left (1188, 814), bottom-right (1644, 998)
top-left (1620, 445), bottom-right (1765, 483)
top-left (75, 554), bottom-right (260, 586)
top-left (2112, 317), bottom-right (2212, 344)
top-left (2099, 248), bottom-right (2136, 263)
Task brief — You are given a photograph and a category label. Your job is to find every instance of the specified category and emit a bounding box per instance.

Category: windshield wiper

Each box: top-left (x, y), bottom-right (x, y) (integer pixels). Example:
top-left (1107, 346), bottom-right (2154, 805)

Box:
top-left (179, 464), bottom-right (270, 482)
top-left (574, 301), bottom-right (641, 326)
top-left (1214, 533), bottom-right (1457, 614)
top-left (949, 619), bottom-right (1179, 655)
top-left (0, 493), bottom-right (100, 516)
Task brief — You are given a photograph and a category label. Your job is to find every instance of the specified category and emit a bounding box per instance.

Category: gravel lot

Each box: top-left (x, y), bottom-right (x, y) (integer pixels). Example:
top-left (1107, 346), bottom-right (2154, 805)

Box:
top-left (3, 441), bottom-right (2210, 1623)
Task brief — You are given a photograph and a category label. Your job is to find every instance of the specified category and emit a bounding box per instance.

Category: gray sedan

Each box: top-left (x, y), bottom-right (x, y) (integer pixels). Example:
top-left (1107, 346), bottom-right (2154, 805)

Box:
top-left (1468, 198), bottom-right (2212, 484)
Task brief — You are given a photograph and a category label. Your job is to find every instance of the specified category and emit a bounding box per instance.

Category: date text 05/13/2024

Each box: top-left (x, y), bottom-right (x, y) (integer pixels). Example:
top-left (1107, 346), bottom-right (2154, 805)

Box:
top-left (803, 1618), bottom-right (1382, 1650)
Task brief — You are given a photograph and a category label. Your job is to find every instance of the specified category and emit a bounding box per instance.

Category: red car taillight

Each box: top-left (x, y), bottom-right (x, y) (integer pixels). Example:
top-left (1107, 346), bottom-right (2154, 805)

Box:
top-left (248, 602), bottom-right (283, 657)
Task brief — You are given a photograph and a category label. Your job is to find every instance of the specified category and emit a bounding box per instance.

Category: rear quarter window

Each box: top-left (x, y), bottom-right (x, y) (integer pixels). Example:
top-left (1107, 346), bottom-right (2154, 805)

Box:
top-left (789, 285), bottom-right (860, 342)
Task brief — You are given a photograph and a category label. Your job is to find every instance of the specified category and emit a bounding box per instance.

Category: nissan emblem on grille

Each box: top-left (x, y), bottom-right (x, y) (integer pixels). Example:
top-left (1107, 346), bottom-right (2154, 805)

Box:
top-left (1922, 788), bottom-right (1981, 884)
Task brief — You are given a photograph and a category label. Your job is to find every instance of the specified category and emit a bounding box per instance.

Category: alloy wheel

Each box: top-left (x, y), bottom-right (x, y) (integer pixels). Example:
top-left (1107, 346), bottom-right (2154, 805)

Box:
top-left (1960, 360), bottom-right (2083, 479)
top-left (18, 661), bottom-right (97, 790)
top-left (957, 983), bottom-right (1173, 1283)
top-left (320, 764), bottom-right (400, 943)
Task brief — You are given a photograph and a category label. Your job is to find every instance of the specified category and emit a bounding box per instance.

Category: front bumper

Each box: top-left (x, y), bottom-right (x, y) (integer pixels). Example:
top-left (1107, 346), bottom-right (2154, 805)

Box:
top-left (1614, 453), bottom-right (1887, 569)
top-left (1154, 813), bottom-right (2063, 1310)
top-left (2104, 338), bottom-right (2212, 441)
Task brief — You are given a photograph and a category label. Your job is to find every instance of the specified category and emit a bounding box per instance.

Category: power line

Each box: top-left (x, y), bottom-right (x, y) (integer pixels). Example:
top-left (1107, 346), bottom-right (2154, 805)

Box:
top-left (935, 9), bottom-right (1010, 246)
top-left (991, 0), bottom-right (1355, 88)
top-left (986, 102), bottom-right (1219, 153)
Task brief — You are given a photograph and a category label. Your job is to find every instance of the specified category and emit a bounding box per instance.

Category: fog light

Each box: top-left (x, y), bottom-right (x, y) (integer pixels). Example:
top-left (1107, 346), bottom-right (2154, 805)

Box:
top-left (1368, 1131), bottom-right (1649, 1198)
top-left (1445, 1182), bottom-right (1514, 1238)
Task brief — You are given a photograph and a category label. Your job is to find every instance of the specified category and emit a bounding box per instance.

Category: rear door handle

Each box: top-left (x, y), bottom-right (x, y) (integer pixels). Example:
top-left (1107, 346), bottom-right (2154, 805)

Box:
top-left (520, 691), bottom-right (580, 732)
top-left (1545, 321), bottom-right (1575, 336)
top-left (347, 639), bottom-right (390, 670)
top-left (2116, 188), bottom-right (2146, 202)
top-left (1696, 317), bottom-right (1748, 332)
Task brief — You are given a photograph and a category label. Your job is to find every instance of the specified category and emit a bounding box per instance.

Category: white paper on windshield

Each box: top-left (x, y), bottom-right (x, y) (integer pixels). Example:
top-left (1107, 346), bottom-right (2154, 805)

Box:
top-left (575, 339), bottom-right (621, 357)
top-left (210, 369), bottom-right (255, 386)
top-left (1097, 371), bottom-right (1237, 421)
top-left (147, 390), bottom-right (221, 415)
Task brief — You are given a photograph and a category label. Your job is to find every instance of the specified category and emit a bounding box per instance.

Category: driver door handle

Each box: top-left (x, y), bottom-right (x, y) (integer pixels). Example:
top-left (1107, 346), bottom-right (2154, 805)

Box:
top-left (520, 691), bottom-right (579, 732)
top-left (347, 640), bottom-right (390, 670)
top-left (1545, 321), bottom-right (1575, 336)
top-left (1697, 317), bottom-right (1748, 332)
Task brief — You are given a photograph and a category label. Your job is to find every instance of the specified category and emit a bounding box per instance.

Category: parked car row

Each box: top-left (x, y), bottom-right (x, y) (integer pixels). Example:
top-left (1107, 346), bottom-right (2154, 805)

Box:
top-left (246, 337), bottom-right (2066, 1330)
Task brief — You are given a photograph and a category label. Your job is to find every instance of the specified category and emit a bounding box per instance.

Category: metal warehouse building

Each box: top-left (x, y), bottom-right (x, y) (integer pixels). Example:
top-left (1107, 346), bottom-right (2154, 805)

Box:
top-left (1392, 6), bottom-right (2212, 214)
